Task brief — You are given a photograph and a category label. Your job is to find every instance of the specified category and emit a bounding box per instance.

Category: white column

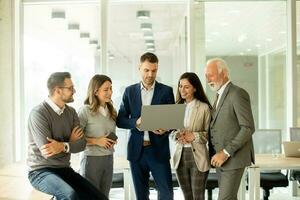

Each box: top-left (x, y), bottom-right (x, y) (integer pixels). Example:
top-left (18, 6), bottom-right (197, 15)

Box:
top-left (100, 0), bottom-right (108, 74)
top-left (0, 0), bottom-right (20, 166)
top-left (286, 0), bottom-right (297, 133)
top-left (187, 0), bottom-right (206, 85)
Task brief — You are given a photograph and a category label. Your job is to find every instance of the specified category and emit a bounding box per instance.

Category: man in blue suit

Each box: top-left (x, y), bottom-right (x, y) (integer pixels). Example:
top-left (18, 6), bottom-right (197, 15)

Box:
top-left (117, 52), bottom-right (174, 200)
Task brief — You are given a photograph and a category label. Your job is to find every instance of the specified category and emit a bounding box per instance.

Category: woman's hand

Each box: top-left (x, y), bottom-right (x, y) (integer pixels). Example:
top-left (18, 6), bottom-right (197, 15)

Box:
top-left (86, 135), bottom-right (116, 149)
top-left (183, 131), bottom-right (195, 143)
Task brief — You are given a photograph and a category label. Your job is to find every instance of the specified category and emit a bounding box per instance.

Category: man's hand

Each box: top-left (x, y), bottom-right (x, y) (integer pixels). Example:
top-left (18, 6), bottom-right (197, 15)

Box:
top-left (153, 129), bottom-right (167, 135)
top-left (69, 126), bottom-right (83, 142)
top-left (211, 150), bottom-right (229, 167)
top-left (86, 135), bottom-right (116, 149)
top-left (41, 137), bottom-right (64, 158)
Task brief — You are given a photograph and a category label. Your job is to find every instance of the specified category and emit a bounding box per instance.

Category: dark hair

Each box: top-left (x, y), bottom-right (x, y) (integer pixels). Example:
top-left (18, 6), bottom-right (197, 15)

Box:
top-left (140, 52), bottom-right (159, 63)
top-left (84, 74), bottom-right (117, 121)
top-left (176, 72), bottom-right (212, 109)
top-left (47, 72), bottom-right (71, 96)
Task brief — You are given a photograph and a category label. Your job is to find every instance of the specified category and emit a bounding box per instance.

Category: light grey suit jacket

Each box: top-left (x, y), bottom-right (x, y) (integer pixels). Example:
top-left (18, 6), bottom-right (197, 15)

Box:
top-left (172, 100), bottom-right (211, 172)
top-left (209, 82), bottom-right (255, 170)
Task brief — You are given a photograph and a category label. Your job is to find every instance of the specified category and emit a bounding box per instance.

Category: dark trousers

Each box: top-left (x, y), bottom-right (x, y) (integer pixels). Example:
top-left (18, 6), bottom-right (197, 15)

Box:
top-left (176, 147), bottom-right (209, 200)
top-left (130, 146), bottom-right (174, 200)
top-left (28, 167), bottom-right (108, 200)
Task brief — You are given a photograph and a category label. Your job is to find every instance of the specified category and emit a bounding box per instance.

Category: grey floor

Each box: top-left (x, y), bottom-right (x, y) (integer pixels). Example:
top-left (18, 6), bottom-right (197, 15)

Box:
top-left (109, 186), bottom-right (300, 200)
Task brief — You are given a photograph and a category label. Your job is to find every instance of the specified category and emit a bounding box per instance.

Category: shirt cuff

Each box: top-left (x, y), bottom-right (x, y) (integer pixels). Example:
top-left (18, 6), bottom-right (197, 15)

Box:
top-left (193, 132), bottom-right (200, 143)
top-left (223, 149), bottom-right (231, 157)
top-left (63, 142), bottom-right (70, 153)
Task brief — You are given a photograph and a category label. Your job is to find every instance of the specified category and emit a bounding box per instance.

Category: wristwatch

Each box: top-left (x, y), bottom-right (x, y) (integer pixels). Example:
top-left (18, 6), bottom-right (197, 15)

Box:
top-left (63, 142), bottom-right (69, 153)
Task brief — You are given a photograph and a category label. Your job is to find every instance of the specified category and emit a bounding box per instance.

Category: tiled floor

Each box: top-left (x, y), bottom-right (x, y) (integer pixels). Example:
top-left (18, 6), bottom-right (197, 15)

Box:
top-left (1, 162), bottom-right (300, 200)
top-left (109, 186), bottom-right (300, 200)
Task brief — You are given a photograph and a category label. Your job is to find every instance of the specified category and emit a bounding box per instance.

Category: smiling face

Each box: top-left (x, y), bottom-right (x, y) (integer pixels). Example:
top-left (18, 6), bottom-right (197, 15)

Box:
top-left (139, 60), bottom-right (158, 88)
top-left (58, 78), bottom-right (75, 103)
top-left (205, 61), bottom-right (225, 92)
top-left (179, 78), bottom-right (196, 103)
top-left (95, 80), bottom-right (112, 105)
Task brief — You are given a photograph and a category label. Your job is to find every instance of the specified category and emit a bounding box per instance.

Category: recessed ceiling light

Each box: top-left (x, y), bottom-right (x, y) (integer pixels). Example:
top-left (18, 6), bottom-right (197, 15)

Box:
top-left (239, 52), bottom-right (244, 55)
top-left (51, 10), bottom-right (65, 19)
top-left (68, 23), bottom-right (80, 30)
top-left (266, 38), bottom-right (272, 42)
top-left (147, 47), bottom-right (155, 51)
top-left (279, 31), bottom-right (286, 34)
top-left (80, 32), bottom-right (90, 38)
top-left (247, 49), bottom-right (252, 52)
top-left (141, 23), bottom-right (152, 31)
top-left (136, 10), bottom-right (150, 20)
top-left (145, 40), bottom-right (154, 45)
top-left (89, 40), bottom-right (98, 45)
top-left (255, 44), bottom-right (261, 48)
top-left (144, 32), bottom-right (154, 40)
top-left (108, 54), bottom-right (115, 60)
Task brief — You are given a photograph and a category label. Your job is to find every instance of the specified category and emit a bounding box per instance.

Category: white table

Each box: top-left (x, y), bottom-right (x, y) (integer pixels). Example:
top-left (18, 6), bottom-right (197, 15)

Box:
top-left (248, 154), bottom-right (300, 200)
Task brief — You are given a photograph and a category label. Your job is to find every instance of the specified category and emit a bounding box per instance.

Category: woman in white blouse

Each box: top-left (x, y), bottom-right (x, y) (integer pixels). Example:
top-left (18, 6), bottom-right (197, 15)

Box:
top-left (78, 74), bottom-right (117, 198)
top-left (171, 72), bottom-right (212, 200)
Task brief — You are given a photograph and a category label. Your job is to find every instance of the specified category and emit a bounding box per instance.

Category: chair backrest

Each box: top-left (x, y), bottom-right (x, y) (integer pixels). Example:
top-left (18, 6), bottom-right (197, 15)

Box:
top-left (290, 127), bottom-right (300, 141)
top-left (253, 129), bottom-right (282, 154)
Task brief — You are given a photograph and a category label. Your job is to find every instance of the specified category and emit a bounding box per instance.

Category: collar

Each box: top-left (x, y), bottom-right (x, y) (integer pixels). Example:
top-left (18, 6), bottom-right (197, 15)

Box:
top-left (217, 80), bottom-right (231, 97)
top-left (185, 98), bottom-right (196, 107)
top-left (45, 97), bottom-right (66, 115)
top-left (140, 81), bottom-right (155, 91)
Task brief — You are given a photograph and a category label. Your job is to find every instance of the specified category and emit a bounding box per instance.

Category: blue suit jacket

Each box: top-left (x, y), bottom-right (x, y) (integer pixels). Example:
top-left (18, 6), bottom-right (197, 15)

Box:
top-left (116, 81), bottom-right (175, 162)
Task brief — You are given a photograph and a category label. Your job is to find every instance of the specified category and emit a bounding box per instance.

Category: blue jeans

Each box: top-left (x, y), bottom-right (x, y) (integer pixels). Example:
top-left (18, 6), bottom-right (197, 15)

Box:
top-left (28, 167), bottom-right (107, 200)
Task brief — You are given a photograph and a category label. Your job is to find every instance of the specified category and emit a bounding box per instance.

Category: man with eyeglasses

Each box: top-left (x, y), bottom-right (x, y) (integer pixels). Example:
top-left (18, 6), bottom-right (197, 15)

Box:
top-left (27, 72), bottom-right (107, 200)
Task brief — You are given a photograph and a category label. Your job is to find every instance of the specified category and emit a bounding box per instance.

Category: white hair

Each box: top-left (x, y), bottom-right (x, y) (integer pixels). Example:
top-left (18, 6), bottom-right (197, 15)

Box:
top-left (206, 57), bottom-right (230, 78)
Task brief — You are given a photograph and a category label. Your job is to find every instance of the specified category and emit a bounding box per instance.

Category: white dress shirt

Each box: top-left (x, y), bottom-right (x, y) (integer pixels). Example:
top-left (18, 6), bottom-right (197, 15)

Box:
top-left (183, 99), bottom-right (196, 147)
top-left (140, 81), bottom-right (155, 141)
top-left (46, 97), bottom-right (65, 115)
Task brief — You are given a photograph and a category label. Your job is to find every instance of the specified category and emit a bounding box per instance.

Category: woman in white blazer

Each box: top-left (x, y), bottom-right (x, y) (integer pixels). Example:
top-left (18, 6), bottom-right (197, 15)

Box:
top-left (171, 72), bottom-right (212, 200)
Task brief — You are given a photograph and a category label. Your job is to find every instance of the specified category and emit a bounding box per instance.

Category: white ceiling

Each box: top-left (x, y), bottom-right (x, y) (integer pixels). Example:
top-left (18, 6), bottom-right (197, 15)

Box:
top-left (24, 0), bottom-right (300, 62)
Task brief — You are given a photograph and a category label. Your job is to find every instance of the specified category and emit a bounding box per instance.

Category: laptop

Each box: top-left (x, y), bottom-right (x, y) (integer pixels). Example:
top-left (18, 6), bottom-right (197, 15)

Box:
top-left (139, 104), bottom-right (186, 131)
top-left (283, 141), bottom-right (300, 157)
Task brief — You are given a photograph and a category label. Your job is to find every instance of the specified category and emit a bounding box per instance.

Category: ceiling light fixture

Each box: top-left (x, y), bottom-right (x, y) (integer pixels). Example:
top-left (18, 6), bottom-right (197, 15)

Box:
top-left (80, 32), bottom-right (90, 38)
top-left (89, 40), bottom-right (98, 45)
top-left (141, 23), bottom-right (152, 31)
top-left (145, 40), bottom-right (154, 45)
top-left (68, 23), bottom-right (80, 30)
top-left (137, 10), bottom-right (150, 20)
top-left (144, 32), bottom-right (154, 40)
top-left (51, 10), bottom-right (65, 19)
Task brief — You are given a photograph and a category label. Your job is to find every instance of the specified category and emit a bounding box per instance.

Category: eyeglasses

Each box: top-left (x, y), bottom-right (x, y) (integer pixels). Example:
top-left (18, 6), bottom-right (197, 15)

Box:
top-left (59, 86), bottom-right (75, 92)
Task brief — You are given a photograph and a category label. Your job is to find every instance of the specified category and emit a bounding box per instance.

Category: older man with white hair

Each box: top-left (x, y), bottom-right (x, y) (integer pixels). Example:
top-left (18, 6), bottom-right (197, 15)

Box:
top-left (205, 58), bottom-right (255, 200)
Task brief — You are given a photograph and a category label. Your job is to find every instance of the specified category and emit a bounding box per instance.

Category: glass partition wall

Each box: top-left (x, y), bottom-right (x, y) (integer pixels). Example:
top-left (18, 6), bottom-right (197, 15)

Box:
top-left (20, 0), bottom-right (297, 161)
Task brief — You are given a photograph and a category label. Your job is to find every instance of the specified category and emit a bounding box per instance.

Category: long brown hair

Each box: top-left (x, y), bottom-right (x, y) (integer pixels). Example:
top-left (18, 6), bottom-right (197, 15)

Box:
top-left (84, 74), bottom-right (117, 121)
top-left (176, 72), bottom-right (212, 109)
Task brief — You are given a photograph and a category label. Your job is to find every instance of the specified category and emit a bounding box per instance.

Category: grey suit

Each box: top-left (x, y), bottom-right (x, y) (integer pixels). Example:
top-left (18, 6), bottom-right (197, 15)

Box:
top-left (209, 82), bottom-right (255, 200)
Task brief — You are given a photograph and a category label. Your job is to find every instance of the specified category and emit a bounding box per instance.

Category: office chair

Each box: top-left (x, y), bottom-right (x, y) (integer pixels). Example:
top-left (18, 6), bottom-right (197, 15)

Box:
top-left (206, 171), bottom-right (218, 200)
top-left (289, 127), bottom-right (300, 184)
top-left (111, 172), bottom-right (124, 188)
top-left (252, 129), bottom-right (289, 200)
